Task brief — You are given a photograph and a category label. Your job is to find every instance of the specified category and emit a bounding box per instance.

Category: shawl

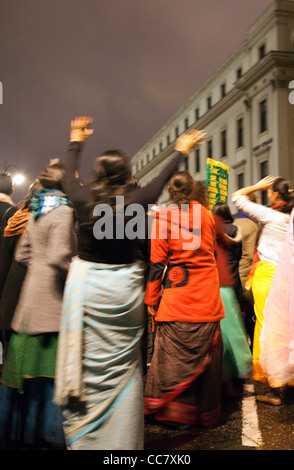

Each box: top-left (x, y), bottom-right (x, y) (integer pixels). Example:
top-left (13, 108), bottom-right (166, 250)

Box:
top-left (4, 208), bottom-right (30, 237)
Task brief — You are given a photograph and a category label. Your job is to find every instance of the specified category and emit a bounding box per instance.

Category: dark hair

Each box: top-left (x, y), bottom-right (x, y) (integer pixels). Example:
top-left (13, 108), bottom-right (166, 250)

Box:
top-left (128, 176), bottom-right (141, 190)
top-left (167, 171), bottom-right (195, 206)
top-left (17, 179), bottom-right (43, 211)
top-left (271, 177), bottom-right (294, 214)
top-left (87, 150), bottom-right (132, 222)
top-left (211, 202), bottom-right (234, 223)
top-left (0, 172), bottom-right (13, 195)
top-left (38, 162), bottom-right (65, 190)
top-left (191, 180), bottom-right (208, 207)
top-left (248, 192), bottom-right (258, 203)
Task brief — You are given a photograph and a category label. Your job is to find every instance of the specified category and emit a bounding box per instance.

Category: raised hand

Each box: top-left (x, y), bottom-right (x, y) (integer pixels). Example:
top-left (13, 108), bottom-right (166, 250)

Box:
top-left (174, 129), bottom-right (207, 154)
top-left (254, 176), bottom-right (277, 191)
top-left (70, 116), bottom-right (94, 142)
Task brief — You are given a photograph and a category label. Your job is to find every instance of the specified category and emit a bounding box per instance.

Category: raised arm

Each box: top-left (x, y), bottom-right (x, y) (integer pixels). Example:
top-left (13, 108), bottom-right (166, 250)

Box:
top-left (232, 176), bottom-right (278, 224)
top-left (232, 176), bottom-right (276, 198)
top-left (62, 116), bottom-right (94, 204)
top-left (135, 129), bottom-right (207, 209)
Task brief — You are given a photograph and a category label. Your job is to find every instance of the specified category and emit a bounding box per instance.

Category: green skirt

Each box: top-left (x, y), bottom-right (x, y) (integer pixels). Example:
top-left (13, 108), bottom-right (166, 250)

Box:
top-left (220, 286), bottom-right (252, 381)
top-left (1, 331), bottom-right (58, 392)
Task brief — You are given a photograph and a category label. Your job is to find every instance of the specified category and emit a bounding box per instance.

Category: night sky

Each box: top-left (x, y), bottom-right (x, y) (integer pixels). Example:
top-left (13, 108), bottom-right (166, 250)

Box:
top-left (0, 0), bottom-right (273, 201)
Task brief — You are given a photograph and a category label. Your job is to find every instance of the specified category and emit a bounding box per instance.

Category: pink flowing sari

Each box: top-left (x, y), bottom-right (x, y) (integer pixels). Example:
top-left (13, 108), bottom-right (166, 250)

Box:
top-left (260, 209), bottom-right (294, 387)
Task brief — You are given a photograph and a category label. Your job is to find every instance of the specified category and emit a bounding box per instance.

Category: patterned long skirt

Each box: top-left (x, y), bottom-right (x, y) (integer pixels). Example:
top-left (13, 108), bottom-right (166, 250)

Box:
top-left (144, 321), bottom-right (223, 427)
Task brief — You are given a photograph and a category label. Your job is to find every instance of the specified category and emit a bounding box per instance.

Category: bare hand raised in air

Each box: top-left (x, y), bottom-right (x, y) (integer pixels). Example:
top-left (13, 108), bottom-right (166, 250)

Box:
top-left (175, 129), bottom-right (207, 154)
top-left (253, 176), bottom-right (277, 191)
top-left (70, 116), bottom-right (94, 142)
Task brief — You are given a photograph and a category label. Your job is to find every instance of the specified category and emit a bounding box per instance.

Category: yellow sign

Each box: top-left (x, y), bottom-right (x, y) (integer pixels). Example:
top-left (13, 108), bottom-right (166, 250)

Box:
top-left (206, 158), bottom-right (229, 210)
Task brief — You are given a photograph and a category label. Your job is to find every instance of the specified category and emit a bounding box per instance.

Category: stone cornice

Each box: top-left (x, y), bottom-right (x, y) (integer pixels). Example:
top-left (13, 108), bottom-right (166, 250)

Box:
top-left (235, 50), bottom-right (294, 93)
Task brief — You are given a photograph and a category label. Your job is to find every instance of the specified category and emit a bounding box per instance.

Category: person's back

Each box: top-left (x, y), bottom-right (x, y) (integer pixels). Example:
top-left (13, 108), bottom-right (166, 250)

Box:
top-left (232, 194), bottom-right (290, 265)
top-left (145, 172), bottom-right (224, 323)
top-left (11, 204), bottom-right (76, 335)
top-left (234, 215), bottom-right (259, 289)
top-left (10, 163), bottom-right (77, 335)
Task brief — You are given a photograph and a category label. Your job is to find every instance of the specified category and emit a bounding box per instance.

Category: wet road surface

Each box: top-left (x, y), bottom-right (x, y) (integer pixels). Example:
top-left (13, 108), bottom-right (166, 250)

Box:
top-left (144, 380), bottom-right (294, 451)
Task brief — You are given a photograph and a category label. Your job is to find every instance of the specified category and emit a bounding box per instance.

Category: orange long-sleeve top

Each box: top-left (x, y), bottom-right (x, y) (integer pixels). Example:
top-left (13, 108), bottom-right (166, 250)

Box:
top-left (144, 201), bottom-right (224, 323)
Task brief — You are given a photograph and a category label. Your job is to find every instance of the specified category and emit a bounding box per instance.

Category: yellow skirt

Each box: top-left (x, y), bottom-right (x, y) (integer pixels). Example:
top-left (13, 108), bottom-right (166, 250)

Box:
top-left (251, 260), bottom-right (276, 384)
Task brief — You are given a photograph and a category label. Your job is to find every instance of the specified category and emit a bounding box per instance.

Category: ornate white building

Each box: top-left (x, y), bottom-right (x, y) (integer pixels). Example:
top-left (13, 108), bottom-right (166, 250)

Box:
top-left (131, 0), bottom-right (294, 207)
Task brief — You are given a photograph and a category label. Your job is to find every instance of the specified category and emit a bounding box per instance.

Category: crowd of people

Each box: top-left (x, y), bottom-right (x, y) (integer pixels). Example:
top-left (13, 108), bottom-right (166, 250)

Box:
top-left (0, 116), bottom-right (293, 450)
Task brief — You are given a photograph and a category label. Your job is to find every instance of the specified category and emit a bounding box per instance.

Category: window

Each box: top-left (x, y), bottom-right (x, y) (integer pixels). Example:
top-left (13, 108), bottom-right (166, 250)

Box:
top-left (260, 99), bottom-right (267, 133)
top-left (184, 117), bottom-right (189, 130)
top-left (175, 126), bottom-right (179, 139)
top-left (195, 108), bottom-right (199, 121)
top-left (195, 149), bottom-right (200, 173)
top-left (152, 148), bottom-right (156, 158)
top-left (221, 83), bottom-right (226, 98)
top-left (221, 130), bottom-right (227, 158)
top-left (236, 67), bottom-right (242, 80)
top-left (146, 153), bottom-right (150, 163)
top-left (183, 156), bottom-right (188, 171)
top-left (259, 44), bottom-right (265, 60)
top-left (167, 134), bottom-right (170, 146)
top-left (260, 160), bottom-right (268, 178)
top-left (207, 139), bottom-right (213, 159)
top-left (207, 96), bottom-right (212, 111)
top-left (237, 173), bottom-right (244, 190)
top-left (159, 142), bottom-right (163, 152)
top-left (260, 161), bottom-right (268, 205)
top-left (237, 118), bottom-right (244, 148)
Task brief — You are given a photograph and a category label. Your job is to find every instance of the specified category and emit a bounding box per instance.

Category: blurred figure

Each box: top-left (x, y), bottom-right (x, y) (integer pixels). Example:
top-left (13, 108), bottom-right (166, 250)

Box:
top-left (234, 193), bottom-right (259, 289)
top-left (234, 193), bottom-right (259, 346)
top-left (260, 208), bottom-right (294, 388)
top-left (144, 171), bottom-right (224, 429)
top-left (212, 203), bottom-right (243, 304)
top-left (212, 203), bottom-right (252, 398)
top-left (0, 172), bottom-right (18, 374)
top-left (0, 161), bottom-right (77, 449)
top-left (0, 172), bottom-right (17, 241)
top-left (0, 180), bottom-right (42, 362)
top-left (232, 176), bottom-right (294, 405)
top-left (54, 117), bottom-right (206, 450)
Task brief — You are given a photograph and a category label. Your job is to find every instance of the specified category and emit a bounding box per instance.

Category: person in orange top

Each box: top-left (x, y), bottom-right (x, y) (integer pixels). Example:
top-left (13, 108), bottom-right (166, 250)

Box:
top-left (144, 174), bottom-right (224, 429)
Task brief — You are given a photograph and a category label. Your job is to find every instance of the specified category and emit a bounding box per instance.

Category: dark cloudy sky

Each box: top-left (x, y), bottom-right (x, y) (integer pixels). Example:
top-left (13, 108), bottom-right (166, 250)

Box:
top-left (0, 0), bottom-right (273, 200)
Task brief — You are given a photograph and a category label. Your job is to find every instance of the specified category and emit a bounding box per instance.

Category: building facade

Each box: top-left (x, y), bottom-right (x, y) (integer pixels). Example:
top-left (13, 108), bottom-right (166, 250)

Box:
top-left (131, 0), bottom-right (294, 207)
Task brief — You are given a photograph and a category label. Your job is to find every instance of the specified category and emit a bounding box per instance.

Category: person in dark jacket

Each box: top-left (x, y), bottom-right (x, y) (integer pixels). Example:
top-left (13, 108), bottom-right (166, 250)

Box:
top-left (0, 173), bottom-right (17, 238)
top-left (0, 172), bottom-right (17, 374)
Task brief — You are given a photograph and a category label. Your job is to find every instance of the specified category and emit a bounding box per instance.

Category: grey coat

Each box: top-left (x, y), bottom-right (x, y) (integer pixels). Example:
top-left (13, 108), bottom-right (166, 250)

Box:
top-left (11, 205), bottom-right (77, 335)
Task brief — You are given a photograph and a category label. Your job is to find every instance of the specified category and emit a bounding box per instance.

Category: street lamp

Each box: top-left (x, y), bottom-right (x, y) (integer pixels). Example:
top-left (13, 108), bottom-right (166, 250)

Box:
top-left (0, 164), bottom-right (25, 186)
